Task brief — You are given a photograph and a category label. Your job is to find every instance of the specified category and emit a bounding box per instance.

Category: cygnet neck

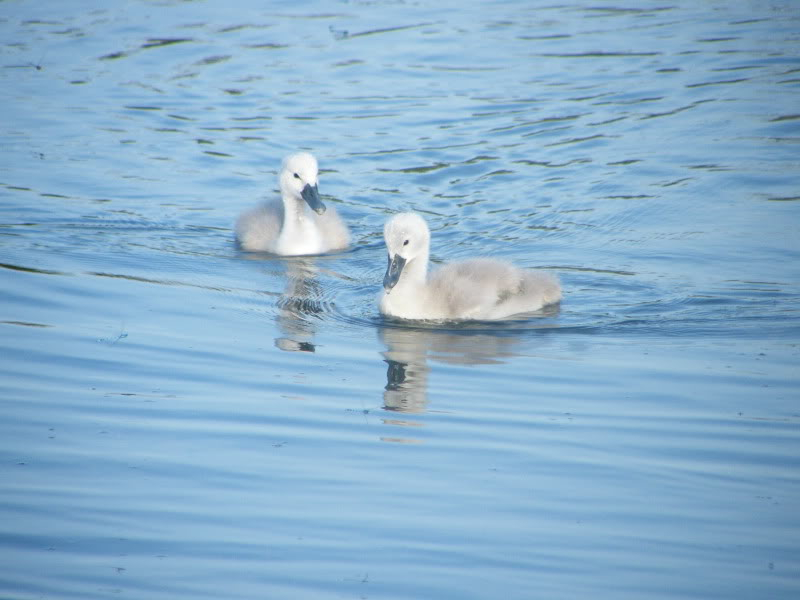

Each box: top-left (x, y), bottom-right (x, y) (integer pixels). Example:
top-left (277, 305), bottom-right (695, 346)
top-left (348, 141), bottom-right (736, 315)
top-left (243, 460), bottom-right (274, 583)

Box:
top-left (392, 246), bottom-right (430, 295)
top-left (405, 249), bottom-right (430, 286)
top-left (276, 187), bottom-right (321, 255)
top-left (281, 187), bottom-right (308, 223)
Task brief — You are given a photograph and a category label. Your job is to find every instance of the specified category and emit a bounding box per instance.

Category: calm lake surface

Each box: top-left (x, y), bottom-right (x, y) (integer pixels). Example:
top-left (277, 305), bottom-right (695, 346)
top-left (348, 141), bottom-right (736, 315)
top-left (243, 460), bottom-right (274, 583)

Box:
top-left (1, 1), bottom-right (799, 598)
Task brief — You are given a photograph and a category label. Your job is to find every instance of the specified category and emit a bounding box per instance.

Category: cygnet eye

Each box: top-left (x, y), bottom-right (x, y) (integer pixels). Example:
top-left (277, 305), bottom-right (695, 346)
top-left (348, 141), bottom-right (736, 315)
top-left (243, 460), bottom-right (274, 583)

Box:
top-left (293, 172), bottom-right (300, 179)
top-left (403, 239), bottom-right (409, 246)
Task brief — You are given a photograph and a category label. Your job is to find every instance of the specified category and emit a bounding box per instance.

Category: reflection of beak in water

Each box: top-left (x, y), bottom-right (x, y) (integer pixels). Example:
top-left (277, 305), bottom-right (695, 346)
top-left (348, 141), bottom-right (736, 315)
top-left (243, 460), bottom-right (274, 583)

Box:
top-left (274, 259), bottom-right (323, 353)
top-left (383, 354), bottom-right (430, 414)
top-left (379, 325), bottom-right (529, 414)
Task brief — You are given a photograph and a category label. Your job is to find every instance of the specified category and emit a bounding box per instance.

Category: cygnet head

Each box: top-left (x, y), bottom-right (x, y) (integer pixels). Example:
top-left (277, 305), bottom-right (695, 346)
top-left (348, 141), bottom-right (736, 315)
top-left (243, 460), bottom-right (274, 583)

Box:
top-left (383, 212), bottom-right (430, 292)
top-left (280, 152), bottom-right (325, 215)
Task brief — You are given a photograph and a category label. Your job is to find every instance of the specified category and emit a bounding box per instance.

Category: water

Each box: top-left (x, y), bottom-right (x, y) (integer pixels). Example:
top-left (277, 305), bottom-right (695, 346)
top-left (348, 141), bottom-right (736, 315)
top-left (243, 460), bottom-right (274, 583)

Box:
top-left (1, 1), bottom-right (799, 598)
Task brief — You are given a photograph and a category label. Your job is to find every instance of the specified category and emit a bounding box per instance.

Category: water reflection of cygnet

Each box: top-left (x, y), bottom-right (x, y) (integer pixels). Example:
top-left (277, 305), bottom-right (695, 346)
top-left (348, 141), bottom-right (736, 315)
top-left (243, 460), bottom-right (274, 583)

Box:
top-left (274, 259), bottom-right (324, 353)
top-left (379, 325), bottom-right (529, 413)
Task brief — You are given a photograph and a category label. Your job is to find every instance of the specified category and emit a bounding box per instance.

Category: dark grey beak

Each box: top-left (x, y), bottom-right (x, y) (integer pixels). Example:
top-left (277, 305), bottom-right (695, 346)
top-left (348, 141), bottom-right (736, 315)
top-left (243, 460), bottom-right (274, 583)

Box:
top-left (383, 254), bottom-right (407, 292)
top-left (301, 183), bottom-right (326, 215)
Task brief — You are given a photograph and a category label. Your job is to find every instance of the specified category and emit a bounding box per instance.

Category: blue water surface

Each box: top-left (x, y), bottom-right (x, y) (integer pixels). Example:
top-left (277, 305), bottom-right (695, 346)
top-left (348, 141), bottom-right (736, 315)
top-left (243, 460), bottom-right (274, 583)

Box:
top-left (1, 1), bottom-right (799, 599)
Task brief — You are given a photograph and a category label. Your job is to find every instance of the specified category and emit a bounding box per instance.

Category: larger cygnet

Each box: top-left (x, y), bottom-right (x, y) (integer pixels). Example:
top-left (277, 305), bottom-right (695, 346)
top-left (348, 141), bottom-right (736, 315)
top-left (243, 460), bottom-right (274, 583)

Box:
top-left (380, 212), bottom-right (561, 321)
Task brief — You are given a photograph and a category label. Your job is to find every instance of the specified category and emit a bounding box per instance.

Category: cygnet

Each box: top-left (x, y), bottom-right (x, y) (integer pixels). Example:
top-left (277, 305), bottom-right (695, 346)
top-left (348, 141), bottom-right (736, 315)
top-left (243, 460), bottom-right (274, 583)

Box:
top-left (380, 212), bottom-right (561, 321)
top-left (236, 152), bottom-right (350, 255)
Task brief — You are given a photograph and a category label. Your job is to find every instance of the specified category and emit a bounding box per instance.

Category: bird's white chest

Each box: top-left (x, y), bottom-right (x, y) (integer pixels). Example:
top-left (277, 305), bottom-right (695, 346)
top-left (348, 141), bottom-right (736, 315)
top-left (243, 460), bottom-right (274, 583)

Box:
top-left (381, 283), bottom-right (437, 320)
top-left (277, 215), bottom-right (323, 256)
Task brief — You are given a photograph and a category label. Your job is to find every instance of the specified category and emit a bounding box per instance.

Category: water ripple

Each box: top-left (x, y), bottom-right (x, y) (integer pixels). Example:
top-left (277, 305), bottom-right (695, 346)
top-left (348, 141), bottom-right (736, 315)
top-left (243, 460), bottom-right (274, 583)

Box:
top-left (2, 3), bottom-right (799, 599)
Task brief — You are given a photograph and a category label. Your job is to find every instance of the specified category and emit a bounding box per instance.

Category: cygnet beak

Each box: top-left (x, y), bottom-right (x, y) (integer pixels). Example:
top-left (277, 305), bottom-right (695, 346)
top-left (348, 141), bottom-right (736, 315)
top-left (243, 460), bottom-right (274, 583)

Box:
top-left (383, 253), bottom-right (407, 292)
top-left (301, 183), bottom-right (326, 215)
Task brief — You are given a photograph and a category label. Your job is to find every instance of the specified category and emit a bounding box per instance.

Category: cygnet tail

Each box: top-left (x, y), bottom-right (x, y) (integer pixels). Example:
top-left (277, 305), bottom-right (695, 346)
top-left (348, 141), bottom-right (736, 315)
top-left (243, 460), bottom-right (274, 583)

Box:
top-left (529, 271), bottom-right (562, 306)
